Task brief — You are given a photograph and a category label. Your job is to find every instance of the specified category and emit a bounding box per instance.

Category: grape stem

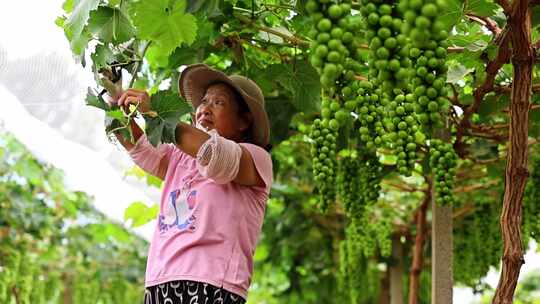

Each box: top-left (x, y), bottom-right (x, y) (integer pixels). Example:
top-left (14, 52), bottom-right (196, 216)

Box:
top-left (128, 41), bottom-right (152, 88)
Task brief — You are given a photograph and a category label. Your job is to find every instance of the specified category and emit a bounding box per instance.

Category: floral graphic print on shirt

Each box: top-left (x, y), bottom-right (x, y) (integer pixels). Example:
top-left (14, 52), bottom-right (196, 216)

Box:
top-left (158, 184), bottom-right (197, 233)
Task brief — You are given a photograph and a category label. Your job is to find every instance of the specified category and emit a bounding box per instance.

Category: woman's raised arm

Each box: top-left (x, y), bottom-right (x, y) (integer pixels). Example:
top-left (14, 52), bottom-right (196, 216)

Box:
top-left (109, 90), bottom-right (172, 180)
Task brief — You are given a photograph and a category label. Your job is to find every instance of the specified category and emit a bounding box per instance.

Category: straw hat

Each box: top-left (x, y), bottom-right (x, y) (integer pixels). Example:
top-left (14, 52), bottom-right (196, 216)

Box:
top-left (178, 63), bottom-right (270, 147)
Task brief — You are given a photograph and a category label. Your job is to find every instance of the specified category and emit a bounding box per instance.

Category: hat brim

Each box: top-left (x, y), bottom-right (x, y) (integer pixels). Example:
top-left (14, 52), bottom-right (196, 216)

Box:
top-left (178, 64), bottom-right (270, 147)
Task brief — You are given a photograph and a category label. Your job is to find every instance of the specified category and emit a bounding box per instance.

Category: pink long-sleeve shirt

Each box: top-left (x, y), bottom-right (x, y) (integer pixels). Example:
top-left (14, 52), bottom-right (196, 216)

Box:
top-left (127, 134), bottom-right (273, 300)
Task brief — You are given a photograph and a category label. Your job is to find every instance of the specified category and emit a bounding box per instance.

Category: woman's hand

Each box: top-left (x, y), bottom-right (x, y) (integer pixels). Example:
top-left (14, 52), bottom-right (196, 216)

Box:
top-left (116, 88), bottom-right (152, 114)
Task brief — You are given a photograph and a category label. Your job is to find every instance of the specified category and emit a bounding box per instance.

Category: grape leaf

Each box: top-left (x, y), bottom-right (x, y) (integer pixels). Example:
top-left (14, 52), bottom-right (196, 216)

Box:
top-left (64, 0), bottom-right (100, 48)
top-left (437, 0), bottom-right (464, 29)
top-left (104, 115), bottom-right (133, 143)
top-left (294, 0), bottom-right (309, 15)
top-left (192, 15), bottom-right (219, 48)
top-left (290, 13), bottom-right (312, 37)
top-left (487, 160), bottom-right (505, 179)
top-left (486, 43), bottom-right (498, 61)
top-left (145, 44), bottom-right (171, 69)
top-left (74, 31), bottom-right (91, 60)
top-left (290, 61), bottom-right (321, 113)
top-left (466, 0), bottom-right (499, 17)
top-left (124, 201), bottom-right (159, 227)
top-left (478, 94), bottom-right (508, 117)
top-left (62, 0), bottom-right (75, 12)
top-left (449, 51), bottom-right (481, 69)
top-left (130, 0), bottom-right (198, 57)
top-left (13, 158), bottom-right (43, 187)
top-left (168, 46), bottom-right (200, 68)
top-left (106, 109), bottom-right (127, 124)
top-left (108, 0), bottom-right (121, 6)
top-left (88, 6), bottom-right (136, 44)
top-left (532, 6), bottom-right (540, 28)
top-left (265, 96), bottom-right (297, 145)
top-left (144, 90), bottom-right (192, 146)
top-left (85, 88), bottom-right (110, 111)
top-left (90, 43), bottom-right (115, 70)
top-left (267, 61), bottom-right (321, 112)
top-left (447, 63), bottom-right (473, 84)
top-left (186, 0), bottom-right (222, 18)
top-left (448, 23), bottom-right (491, 52)
top-left (246, 58), bottom-right (276, 95)
top-left (529, 108), bottom-right (540, 137)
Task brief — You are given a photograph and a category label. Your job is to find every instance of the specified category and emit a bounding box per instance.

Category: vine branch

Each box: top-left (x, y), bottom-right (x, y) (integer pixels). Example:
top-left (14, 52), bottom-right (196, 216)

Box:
top-left (408, 181), bottom-right (431, 304)
top-left (455, 27), bottom-right (511, 157)
top-left (466, 14), bottom-right (502, 35)
top-left (492, 0), bottom-right (533, 301)
top-left (234, 13), bottom-right (310, 47)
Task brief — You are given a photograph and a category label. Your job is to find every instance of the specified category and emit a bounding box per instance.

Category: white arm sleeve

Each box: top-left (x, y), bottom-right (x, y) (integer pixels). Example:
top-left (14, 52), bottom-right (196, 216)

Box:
top-left (196, 130), bottom-right (242, 184)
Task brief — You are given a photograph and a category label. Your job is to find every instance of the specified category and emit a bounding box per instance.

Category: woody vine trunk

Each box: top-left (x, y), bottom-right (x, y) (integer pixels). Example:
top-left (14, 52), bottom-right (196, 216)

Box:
top-left (492, 0), bottom-right (533, 302)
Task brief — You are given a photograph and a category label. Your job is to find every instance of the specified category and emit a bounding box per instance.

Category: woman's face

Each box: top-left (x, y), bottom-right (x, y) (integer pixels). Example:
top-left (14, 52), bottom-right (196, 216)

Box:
top-left (195, 83), bottom-right (251, 141)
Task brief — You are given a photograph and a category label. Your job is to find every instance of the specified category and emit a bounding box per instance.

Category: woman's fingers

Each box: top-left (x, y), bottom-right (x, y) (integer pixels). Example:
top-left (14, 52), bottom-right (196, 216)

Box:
top-left (116, 91), bottom-right (128, 106)
top-left (115, 88), bottom-right (151, 115)
top-left (117, 89), bottom-right (146, 107)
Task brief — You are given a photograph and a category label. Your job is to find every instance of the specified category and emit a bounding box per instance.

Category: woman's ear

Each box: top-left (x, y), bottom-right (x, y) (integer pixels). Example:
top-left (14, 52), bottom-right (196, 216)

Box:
top-left (190, 113), bottom-right (196, 126)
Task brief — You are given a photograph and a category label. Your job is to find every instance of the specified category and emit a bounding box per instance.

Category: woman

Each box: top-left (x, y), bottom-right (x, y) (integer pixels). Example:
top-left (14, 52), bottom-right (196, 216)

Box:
top-left (110, 63), bottom-right (273, 304)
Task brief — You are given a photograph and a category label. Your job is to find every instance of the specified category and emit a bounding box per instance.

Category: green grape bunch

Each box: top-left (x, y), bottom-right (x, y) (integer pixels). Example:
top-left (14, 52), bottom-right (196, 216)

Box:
top-left (310, 117), bottom-right (338, 211)
top-left (338, 150), bottom-right (362, 216)
top-left (380, 90), bottom-right (422, 175)
top-left (358, 154), bottom-right (383, 208)
top-left (398, 0), bottom-right (451, 128)
top-left (429, 139), bottom-right (458, 205)
top-left (306, 0), bottom-right (364, 92)
top-left (358, 0), bottom-right (422, 176)
top-left (359, 0), bottom-right (413, 92)
top-left (307, 0), bottom-right (365, 137)
top-left (338, 149), bottom-right (383, 220)
top-left (355, 80), bottom-right (385, 152)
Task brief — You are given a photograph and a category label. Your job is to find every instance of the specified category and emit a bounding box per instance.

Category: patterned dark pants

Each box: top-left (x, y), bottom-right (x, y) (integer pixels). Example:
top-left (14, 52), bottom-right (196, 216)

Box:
top-left (144, 280), bottom-right (246, 304)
